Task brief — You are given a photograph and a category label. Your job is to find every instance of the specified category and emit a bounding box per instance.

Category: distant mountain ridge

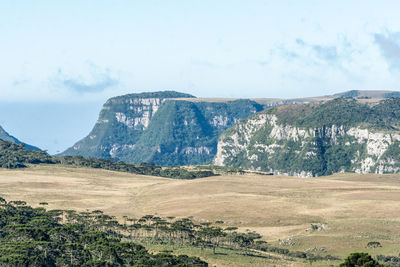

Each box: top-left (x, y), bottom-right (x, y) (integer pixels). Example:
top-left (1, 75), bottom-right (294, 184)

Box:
top-left (332, 90), bottom-right (400, 99)
top-left (61, 91), bottom-right (266, 165)
top-left (61, 89), bottom-right (400, 169)
top-left (0, 125), bottom-right (40, 150)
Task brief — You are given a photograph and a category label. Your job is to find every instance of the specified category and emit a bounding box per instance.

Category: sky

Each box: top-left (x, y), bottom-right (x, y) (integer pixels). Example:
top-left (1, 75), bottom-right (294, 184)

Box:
top-left (1, 0), bottom-right (400, 153)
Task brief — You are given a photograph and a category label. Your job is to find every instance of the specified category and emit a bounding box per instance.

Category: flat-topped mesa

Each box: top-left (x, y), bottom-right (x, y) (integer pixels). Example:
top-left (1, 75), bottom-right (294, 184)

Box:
top-left (60, 91), bottom-right (264, 165)
top-left (61, 91), bottom-right (195, 159)
top-left (214, 98), bottom-right (400, 177)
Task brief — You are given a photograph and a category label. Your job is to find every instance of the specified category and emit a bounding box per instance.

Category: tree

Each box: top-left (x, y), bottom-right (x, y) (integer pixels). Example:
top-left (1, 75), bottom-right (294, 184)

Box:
top-left (340, 252), bottom-right (383, 267)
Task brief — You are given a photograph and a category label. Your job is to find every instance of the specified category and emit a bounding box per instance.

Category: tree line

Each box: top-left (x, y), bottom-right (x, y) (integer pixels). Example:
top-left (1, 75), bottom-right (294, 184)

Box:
top-left (0, 139), bottom-right (216, 179)
top-left (0, 197), bottom-right (207, 266)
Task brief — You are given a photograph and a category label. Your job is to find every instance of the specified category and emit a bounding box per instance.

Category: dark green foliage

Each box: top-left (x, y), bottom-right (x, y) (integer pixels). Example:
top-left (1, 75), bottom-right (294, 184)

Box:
top-left (0, 140), bottom-right (53, 168)
top-left (0, 139), bottom-right (217, 179)
top-left (340, 252), bottom-right (383, 267)
top-left (55, 157), bottom-right (216, 179)
top-left (0, 198), bottom-right (208, 266)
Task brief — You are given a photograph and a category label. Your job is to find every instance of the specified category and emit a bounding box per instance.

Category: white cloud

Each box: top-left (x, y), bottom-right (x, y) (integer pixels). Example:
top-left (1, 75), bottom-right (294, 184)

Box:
top-left (374, 31), bottom-right (400, 71)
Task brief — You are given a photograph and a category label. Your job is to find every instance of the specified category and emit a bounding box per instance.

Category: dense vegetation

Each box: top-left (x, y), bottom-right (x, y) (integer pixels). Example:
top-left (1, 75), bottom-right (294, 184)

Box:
top-left (340, 252), bottom-right (383, 267)
top-left (0, 140), bottom-right (53, 168)
top-left (219, 98), bottom-right (400, 176)
top-left (61, 90), bottom-right (263, 166)
top-left (0, 197), bottom-right (208, 266)
top-left (0, 139), bottom-right (217, 179)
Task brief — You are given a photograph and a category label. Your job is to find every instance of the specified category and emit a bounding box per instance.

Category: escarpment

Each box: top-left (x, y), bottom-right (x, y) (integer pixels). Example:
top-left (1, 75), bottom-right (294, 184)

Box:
top-left (214, 98), bottom-right (400, 177)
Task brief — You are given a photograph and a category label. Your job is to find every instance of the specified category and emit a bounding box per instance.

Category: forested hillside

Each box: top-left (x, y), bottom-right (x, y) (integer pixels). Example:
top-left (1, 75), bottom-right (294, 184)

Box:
top-left (215, 98), bottom-right (400, 177)
top-left (61, 91), bottom-right (264, 166)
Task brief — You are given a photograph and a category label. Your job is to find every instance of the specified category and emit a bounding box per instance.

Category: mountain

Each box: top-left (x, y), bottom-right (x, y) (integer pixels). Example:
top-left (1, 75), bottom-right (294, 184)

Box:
top-left (331, 90), bottom-right (400, 99)
top-left (0, 125), bottom-right (40, 150)
top-left (214, 98), bottom-right (400, 177)
top-left (61, 89), bottom-right (400, 167)
top-left (61, 91), bottom-right (264, 165)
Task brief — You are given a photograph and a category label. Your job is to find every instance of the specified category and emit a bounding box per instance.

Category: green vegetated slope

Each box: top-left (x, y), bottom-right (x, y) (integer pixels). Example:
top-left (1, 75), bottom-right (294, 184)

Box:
top-left (61, 91), bottom-right (263, 166)
top-left (117, 99), bottom-right (263, 166)
top-left (0, 125), bottom-right (40, 151)
top-left (215, 98), bottom-right (400, 177)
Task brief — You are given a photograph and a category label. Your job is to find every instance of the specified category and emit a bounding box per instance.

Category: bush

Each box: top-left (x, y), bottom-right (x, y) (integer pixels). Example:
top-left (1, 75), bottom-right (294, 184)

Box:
top-left (340, 252), bottom-right (383, 267)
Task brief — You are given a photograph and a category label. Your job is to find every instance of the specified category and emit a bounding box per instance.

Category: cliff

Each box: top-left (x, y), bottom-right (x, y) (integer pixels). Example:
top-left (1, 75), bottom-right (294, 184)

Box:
top-left (61, 91), bottom-right (264, 165)
top-left (214, 98), bottom-right (400, 177)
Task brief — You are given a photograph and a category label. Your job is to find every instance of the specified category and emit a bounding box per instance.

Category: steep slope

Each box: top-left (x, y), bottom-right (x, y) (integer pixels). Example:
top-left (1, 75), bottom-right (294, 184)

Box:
top-left (61, 91), bottom-right (194, 159)
top-left (61, 91), bottom-right (263, 165)
top-left (0, 125), bottom-right (40, 150)
top-left (214, 98), bottom-right (400, 177)
top-left (116, 99), bottom-right (263, 165)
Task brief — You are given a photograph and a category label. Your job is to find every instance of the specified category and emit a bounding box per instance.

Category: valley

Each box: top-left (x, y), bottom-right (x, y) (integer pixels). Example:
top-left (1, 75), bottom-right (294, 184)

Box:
top-left (1, 164), bottom-right (400, 266)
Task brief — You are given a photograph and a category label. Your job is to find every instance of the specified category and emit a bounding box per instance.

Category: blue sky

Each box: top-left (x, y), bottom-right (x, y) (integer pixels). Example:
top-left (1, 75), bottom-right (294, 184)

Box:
top-left (1, 1), bottom-right (400, 153)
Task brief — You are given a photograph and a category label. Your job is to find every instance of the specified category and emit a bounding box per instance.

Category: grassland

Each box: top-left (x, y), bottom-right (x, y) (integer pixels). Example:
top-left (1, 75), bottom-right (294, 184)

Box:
top-left (1, 164), bottom-right (400, 266)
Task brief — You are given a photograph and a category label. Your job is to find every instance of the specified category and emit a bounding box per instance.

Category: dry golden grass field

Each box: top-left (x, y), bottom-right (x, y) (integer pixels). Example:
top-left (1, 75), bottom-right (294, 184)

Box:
top-left (1, 164), bottom-right (400, 266)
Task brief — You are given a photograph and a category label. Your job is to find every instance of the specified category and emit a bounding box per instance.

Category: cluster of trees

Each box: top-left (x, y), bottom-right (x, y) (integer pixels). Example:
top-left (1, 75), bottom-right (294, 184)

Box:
top-left (340, 252), bottom-right (384, 267)
top-left (51, 210), bottom-right (264, 256)
top-left (56, 157), bottom-right (216, 179)
top-left (0, 197), bottom-right (208, 266)
top-left (0, 140), bottom-right (52, 168)
top-left (0, 139), bottom-right (216, 179)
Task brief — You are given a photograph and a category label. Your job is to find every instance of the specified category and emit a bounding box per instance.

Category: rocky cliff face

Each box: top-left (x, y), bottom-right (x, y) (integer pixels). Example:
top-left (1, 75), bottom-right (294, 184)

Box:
top-left (0, 126), bottom-right (40, 150)
top-left (214, 98), bottom-right (400, 177)
top-left (61, 91), bottom-right (264, 165)
top-left (61, 91), bottom-right (194, 160)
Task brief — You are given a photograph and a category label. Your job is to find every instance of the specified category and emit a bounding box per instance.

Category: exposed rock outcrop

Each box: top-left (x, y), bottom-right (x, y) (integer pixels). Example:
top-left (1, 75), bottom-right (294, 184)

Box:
top-left (214, 98), bottom-right (400, 177)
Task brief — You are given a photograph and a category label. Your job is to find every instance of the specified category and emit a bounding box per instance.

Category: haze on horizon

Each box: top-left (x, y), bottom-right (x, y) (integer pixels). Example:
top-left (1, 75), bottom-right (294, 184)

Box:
top-left (1, 0), bottom-right (400, 153)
